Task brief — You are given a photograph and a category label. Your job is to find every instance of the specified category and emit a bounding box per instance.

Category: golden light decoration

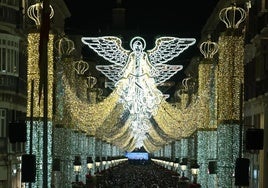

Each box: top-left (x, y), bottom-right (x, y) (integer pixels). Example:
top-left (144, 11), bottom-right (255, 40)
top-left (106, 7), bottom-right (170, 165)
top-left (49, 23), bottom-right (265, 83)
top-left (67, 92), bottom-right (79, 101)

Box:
top-left (27, 2), bottom-right (54, 27)
top-left (217, 35), bottom-right (244, 122)
top-left (54, 35), bottom-right (75, 57)
top-left (55, 34), bottom-right (232, 151)
top-left (143, 139), bottom-right (161, 153)
top-left (199, 35), bottom-right (218, 59)
top-left (81, 36), bottom-right (195, 148)
top-left (147, 126), bottom-right (167, 145)
top-left (61, 63), bottom-right (218, 151)
top-left (95, 105), bottom-right (126, 140)
top-left (103, 122), bottom-right (130, 143)
top-left (62, 74), bottom-right (120, 134)
top-left (87, 76), bottom-right (97, 89)
top-left (198, 62), bottom-right (214, 128)
top-left (27, 33), bottom-right (54, 119)
top-left (219, 3), bottom-right (246, 29)
top-left (74, 60), bottom-right (89, 75)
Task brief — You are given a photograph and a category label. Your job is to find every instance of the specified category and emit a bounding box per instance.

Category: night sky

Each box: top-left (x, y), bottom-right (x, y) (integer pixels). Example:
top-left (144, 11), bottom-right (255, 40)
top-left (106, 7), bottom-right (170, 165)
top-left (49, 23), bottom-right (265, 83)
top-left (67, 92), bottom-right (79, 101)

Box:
top-left (63, 0), bottom-right (219, 41)
top-left (63, 0), bottom-right (220, 97)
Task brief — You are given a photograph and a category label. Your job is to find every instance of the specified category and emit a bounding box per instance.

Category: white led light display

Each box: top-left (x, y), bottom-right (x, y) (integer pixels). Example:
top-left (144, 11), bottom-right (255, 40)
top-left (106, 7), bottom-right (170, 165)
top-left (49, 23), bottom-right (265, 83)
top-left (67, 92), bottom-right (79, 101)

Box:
top-left (82, 36), bottom-right (195, 147)
top-left (25, 121), bottom-right (52, 188)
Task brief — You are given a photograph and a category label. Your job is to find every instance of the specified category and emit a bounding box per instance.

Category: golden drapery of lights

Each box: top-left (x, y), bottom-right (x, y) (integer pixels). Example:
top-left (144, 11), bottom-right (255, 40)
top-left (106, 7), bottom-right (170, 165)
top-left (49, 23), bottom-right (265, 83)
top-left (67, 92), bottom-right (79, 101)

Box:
top-left (52, 34), bottom-right (245, 152)
top-left (217, 34), bottom-right (244, 122)
top-left (27, 33), bottom-right (54, 119)
top-left (59, 55), bottom-right (214, 152)
top-left (27, 33), bottom-right (244, 152)
top-left (62, 73), bottom-right (120, 135)
top-left (198, 60), bottom-right (218, 129)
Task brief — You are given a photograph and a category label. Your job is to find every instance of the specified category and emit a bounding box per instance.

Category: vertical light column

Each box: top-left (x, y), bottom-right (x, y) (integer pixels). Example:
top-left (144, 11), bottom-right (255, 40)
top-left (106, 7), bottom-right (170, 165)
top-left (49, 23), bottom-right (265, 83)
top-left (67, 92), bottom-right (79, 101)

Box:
top-left (197, 131), bottom-right (217, 187)
top-left (198, 63), bottom-right (210, 129)
top-left (88, 137), bottom-right (96, 174)
top-left (25, 121), bottom-right (52, 188)
top-left (94, 139), bottom-right (102, 172)
top-left (54, 61), bottom-right (64, 124)
top-left (217, 34), bottom-right (244, 187)
top-left (53, 126), bottom-right (72, 187)
top-left (54, 36), bottom-right (75, 127)
top-left (80, 132), bottom-right (87, 183)
top-left (217, 123), bottom-right (240, 186)
top-left (180, 138), bottom-right (189, 177)
top-left (180, 139), bottom-right (188, 159)
top-left (174, 140), bottom-right (181, 159)
top-left (71, 130), bottom-right (79, 183)
top-left (218, 35), bottom-right (244, 122)
top-left (197, 57), bottom-right (218, 186)
top-left (198, 60), bottom-right (217, 129)
top-left (27, 33), bottom-right (54, 119)
top-left (26, 33), bottom-right (54, 188)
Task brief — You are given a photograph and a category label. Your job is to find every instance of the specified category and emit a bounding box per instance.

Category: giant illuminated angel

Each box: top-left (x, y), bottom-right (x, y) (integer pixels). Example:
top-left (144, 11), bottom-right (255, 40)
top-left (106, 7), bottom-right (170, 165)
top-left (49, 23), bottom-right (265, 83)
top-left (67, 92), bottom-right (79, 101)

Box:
top-left (81, 36), bottom-right (196, 117)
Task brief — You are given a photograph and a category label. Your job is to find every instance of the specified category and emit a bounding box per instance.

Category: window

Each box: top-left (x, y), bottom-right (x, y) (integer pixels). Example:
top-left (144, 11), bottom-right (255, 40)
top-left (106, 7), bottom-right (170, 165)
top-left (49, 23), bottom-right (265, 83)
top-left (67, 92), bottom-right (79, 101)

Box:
top-left (0, 0), bottom-right (19, 7)
top-left (0, 109), bottom-right (6, 137)
top-left (265, 0), bottom-right (268, 10)
top-left (244, 116), bottom-right (253, 127)
top-left (258, 0), bottom-right (268, 11)
top-left (0, 34), bottom-right (19, 76)
top-left (253, 114), bottom-right (260, 128)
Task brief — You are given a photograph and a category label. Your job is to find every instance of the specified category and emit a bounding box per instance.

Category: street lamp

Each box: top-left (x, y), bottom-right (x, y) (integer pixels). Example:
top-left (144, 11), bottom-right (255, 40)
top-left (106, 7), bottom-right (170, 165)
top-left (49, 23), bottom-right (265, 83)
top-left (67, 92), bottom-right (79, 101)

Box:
top-left (169, 159), bottom-right (174, 170)
top-left (87, 157), bottom-right (93, 175)
top-left (190, 160), bottom-right (200, 184)
top-left (102, 157), bottom-right (107, 170)
top-left (107, 157), bottom-right (112, 169)
top-left (95, 157), bottom-right (101, 173)
top-left (174, 158), bottom-right (180, 172)
top-left (180, 158), bottom-right (188, 177)
top-left (73, 156), bottom-right (81, 182)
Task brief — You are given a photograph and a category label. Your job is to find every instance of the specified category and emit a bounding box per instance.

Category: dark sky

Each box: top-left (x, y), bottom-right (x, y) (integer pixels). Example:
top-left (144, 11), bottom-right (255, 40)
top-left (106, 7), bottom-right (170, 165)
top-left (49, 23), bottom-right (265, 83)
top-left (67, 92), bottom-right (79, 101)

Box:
top-left (63, 0), bottom-right (219, 40)
top-left (63, 0), bottom-right (220, 97)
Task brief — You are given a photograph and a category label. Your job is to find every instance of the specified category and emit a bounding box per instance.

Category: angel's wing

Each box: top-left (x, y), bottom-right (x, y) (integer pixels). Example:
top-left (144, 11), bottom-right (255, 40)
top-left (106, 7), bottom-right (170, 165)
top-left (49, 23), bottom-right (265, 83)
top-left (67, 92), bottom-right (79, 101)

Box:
top-left (96, 64), bottom-right (124, 83)
top-left (81, 36), bottom-right (130, 66)
top-left (147, 37), bottom-right (196, 65)
top-left (154, 64), bottom-right (183, 85)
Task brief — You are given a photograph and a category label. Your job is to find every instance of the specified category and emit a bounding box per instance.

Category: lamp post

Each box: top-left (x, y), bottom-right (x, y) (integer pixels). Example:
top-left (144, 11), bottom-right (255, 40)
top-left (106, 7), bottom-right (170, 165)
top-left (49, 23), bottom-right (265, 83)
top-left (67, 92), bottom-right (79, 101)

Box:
top-left (73, 156), bottom-right (81, 182)
top-left (107, 157), bottom-right (112, 169)
top-left (95, 157), bottom-right (101, 173)
top-left (87, 157), bottom-right (93, 175)
top-left (102, 157), bottom-right (106, 171)
top-left (190, 160), bottom-right (200, 184)
top-left (174, 158), bottom-right (180, 173)
top-left (169, 159), bottom-right (174, 170)
top-left (180, 158), bottom-right (188, 178)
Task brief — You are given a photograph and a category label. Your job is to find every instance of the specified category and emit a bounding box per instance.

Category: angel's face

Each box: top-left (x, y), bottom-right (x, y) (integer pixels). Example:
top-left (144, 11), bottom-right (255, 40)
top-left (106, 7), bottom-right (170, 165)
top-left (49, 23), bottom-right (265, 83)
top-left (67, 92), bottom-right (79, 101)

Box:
top-left (133, 41), bottom-right (143, 54)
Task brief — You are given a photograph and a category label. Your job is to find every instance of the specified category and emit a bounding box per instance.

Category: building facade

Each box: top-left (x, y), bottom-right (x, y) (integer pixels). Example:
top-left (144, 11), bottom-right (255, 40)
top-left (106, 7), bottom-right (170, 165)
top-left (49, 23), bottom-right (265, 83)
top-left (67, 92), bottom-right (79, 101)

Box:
top-left (0, 0), bottom-right (70, 187)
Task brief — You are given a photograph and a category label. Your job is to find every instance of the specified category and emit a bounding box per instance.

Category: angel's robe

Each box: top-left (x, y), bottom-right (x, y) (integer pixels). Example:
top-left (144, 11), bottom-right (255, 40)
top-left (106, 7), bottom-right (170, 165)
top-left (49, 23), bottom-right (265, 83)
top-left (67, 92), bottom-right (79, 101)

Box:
top-left (116, 51), bottom-right (163, 117)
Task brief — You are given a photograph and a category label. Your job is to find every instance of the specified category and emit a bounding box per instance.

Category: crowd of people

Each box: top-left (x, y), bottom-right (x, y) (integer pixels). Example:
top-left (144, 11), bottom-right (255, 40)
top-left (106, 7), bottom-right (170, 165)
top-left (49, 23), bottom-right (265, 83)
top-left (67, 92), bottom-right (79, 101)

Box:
top-left (86, 160), bottom-right (198, 188)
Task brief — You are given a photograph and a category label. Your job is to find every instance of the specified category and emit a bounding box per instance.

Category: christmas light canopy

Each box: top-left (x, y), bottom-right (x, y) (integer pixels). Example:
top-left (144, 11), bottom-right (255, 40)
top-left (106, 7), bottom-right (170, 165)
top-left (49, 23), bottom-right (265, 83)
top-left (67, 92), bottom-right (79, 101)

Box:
top-left (81, 36), bottom-right (195, 147)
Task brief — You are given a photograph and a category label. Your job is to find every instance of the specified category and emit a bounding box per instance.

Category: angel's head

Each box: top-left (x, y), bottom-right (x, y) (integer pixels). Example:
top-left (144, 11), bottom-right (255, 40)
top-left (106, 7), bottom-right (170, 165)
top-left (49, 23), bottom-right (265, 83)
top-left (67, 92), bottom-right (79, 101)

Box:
top-left (130, 36), bottom-right (146, 55)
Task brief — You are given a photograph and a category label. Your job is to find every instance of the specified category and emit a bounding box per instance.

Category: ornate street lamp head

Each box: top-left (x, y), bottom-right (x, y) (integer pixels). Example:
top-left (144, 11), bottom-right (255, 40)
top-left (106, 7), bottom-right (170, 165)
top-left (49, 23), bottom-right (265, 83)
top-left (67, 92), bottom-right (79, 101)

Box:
top-left (27, 2), bottom-right (54, 28)
top-left (74, 60), bottom-right (89, 75)
top-left (199, 35), bottom-right (218, 59)
top-left (54, 35), bottom-right (75, 58)
top-left (219, 3), bottom-right (246, 29)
